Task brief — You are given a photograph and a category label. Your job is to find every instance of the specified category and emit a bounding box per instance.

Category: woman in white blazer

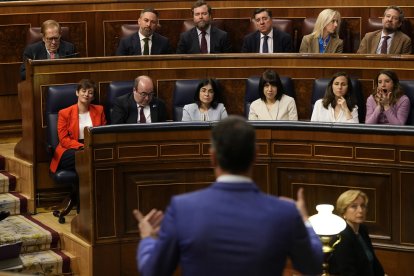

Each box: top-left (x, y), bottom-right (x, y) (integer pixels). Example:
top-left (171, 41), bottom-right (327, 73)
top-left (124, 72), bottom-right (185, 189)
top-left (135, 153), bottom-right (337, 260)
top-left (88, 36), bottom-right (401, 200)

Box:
top-left (182, 79), bottom-right (228, 121)
top-left (311, 72), bottom-right (359, 123)
top-left (249, 69), bottom-right (298, 121)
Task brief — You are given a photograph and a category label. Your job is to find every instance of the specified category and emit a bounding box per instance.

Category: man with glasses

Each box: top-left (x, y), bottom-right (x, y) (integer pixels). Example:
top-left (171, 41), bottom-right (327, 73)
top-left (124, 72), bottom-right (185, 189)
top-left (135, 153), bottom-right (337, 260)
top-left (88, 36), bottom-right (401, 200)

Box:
top-left (241, 8), bottom-right (293, 53)
top-left (20, 20), bottom-right (76, 80)
top-left (111, 75), bottom-right (167, 124)
top-left (357, 6), bottom-right (412, 54)
top-left (176, 0), bottom-right (232, 54)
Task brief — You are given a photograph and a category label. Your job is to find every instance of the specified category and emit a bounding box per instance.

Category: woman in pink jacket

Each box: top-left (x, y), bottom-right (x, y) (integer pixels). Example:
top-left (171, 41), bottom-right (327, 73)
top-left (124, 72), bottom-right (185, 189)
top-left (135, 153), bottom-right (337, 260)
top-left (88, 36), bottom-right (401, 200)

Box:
top-left (365, 70), bottom-right (410, 125)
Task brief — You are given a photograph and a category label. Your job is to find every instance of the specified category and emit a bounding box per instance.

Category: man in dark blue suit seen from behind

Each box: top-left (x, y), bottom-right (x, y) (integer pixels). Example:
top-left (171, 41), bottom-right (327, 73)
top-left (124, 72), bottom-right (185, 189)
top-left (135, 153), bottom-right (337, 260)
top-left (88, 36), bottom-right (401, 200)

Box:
top-left (111, 75), bottom-right (167, 124)
top-left (134, 115), bottom-right (323, 276)
top-left (20, 20), bottom-right (76, 80)
top-left (241, 8), bottom-right (293, 53)
top-left (176, 0), bottom-right (232, 54)
top-left (116, 8), bottom-right (172, 56)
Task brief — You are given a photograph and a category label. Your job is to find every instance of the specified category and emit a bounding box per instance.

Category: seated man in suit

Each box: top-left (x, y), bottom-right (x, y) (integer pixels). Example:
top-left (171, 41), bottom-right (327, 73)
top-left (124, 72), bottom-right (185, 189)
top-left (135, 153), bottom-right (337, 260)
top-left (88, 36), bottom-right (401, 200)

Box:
top-left (241, 8), bottom-right (293, 53)
top-left (111, 75), bottom-right (167, 124)
top-left (116, 7), bottom-right (172, 56)
top-left (20, 19), bottom-right (76, 80)
top-left (357, 6), bottom-right (412, 54)
top-left (176, 0), bottom-right (232, 54)
top-left (134, 115), bottom-right (323, 276)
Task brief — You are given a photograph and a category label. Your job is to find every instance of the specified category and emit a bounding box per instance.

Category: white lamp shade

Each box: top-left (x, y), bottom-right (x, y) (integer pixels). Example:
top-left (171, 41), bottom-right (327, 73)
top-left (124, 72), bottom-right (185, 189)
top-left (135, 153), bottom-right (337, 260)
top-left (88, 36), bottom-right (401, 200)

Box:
top-left (309, 204), bottom-right (346, 235)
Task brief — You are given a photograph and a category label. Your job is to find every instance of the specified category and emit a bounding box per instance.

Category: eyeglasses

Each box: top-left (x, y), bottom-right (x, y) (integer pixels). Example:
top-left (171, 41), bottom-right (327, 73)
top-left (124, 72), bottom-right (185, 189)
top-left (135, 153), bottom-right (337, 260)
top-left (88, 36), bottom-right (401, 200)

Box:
top-left (44, 36), bottom-right (61, 42)
top-left (136, 91), bottom-right (155, 98)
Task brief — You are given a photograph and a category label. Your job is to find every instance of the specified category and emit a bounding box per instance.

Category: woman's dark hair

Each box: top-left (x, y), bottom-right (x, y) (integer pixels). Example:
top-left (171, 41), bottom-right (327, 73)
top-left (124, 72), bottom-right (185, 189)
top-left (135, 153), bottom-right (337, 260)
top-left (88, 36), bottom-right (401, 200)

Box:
top-left (77, 79), bottom-right (96, 93)
top-left (194, 78), bottom-right (221, 109)
top-left (322, 72), bottom-right (356, 110)
top-left (258, 69), bottom-right (285, 102)
top-left (373, 70), bottom-right (404, 106)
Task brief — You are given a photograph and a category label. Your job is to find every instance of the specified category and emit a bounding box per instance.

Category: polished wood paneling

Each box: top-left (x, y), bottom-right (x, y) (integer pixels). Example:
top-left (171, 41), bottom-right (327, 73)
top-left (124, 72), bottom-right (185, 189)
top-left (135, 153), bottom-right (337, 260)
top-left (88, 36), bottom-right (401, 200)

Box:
top-left (70, 122), bottom-right (414, 275)
top-left (14, 54), bottom-right (414, 195)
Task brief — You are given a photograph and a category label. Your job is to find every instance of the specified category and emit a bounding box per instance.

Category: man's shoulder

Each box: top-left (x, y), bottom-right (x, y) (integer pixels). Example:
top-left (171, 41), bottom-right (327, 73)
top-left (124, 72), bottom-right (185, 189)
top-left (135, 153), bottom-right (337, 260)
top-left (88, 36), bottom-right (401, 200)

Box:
top-left (153, 32), bottom-right (169, 42)
top-left (211, 26), bottom-right (227, 36)
top-left (116, 92), bottom-right (133, 102)
top-left (244, 30), bottom-right (259, 40)
top-left (273, 28), bottom-right (291, 39)
top-left (395, 30), bottom-right (412, 41)
top-left (120, 32), bottom-right (139, 43)
top-left (25, 41), bottom-right (44, 51)
top-left (363, 29), bottom-right (382, 38)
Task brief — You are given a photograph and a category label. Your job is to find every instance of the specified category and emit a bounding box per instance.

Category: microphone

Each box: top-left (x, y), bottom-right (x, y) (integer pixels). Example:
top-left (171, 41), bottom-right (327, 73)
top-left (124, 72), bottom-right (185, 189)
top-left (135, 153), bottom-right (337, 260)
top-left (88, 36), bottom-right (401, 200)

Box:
top-left (60, 52), bottom-right (80, 58)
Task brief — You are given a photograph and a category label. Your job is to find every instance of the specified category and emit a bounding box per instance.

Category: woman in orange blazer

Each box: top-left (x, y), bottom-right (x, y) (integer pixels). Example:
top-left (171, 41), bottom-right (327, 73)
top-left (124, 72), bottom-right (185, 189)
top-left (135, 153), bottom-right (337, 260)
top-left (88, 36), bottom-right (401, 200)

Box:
top-left (50, 79), bottom-right (106, 173)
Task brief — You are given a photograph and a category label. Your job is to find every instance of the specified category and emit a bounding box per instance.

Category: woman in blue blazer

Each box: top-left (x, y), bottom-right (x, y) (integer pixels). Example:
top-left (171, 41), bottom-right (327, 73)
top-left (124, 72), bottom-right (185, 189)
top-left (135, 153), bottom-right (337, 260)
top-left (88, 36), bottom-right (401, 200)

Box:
top-left (182, 79), bottom-right (228, 121)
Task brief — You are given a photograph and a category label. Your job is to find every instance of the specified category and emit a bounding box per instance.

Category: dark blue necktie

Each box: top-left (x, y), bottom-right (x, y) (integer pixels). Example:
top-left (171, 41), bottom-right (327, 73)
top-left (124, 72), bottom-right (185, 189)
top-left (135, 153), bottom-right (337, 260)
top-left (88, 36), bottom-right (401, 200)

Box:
top-left (262, 35), bottom-right (269, 53)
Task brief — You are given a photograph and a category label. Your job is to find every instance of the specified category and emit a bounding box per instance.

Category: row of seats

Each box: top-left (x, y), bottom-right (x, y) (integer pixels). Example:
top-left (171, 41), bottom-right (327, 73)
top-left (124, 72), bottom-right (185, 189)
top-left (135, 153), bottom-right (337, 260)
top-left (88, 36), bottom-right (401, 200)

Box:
top-left (26, 17), bottom-right (413, 54)
top-left (46, 77), bottom-right (414, 126)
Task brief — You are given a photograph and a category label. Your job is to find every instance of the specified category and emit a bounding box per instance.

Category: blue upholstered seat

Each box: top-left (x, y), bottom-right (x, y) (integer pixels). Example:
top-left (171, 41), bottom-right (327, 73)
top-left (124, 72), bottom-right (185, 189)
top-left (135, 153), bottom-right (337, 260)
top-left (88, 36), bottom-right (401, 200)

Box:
top-left (105, 81), bottom-right (134, 124)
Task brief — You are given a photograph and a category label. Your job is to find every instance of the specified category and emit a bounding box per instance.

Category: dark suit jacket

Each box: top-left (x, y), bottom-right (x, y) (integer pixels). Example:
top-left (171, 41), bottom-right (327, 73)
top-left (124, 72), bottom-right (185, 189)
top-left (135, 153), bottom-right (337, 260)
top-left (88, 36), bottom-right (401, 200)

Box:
top-left (116, 32), bottom-right (172, 56)
top-left (110, 92), bottom-right (167, 124)
top-left (176, 26), bottom-right (232, 54)
top-left (20, 40), bottom-right (76, 80)
top-left (329, 224), bottom-right (385, 276)
top-left (241, 28), bottom-right (293, 53)
top-left (50, 104), bottom-right (106, 173)
top-left (138, 181), bottom-right (323, 276)
top-left (357, 30), bottom-right (412, 54)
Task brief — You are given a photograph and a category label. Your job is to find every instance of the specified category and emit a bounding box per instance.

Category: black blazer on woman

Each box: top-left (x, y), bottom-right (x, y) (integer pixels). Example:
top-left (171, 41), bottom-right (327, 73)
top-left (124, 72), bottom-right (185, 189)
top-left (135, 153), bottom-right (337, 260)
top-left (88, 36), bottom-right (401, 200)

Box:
top-left (329, 223), bottom-right (384, 276)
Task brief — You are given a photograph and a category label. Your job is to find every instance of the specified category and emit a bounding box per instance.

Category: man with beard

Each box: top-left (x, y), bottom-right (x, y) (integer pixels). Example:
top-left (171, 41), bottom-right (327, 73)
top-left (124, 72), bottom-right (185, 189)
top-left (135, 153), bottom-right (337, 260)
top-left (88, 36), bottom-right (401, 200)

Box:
top-left (116, 8), bottom-right (172, 56)
top-left (20, 20), bottom-right (76, 80)
top-left (176, 0), bottom-right (232, 54)
top-left (241, 8), bottom-right (293, 53)
top-left (357, 6), bottom-right (412, 54)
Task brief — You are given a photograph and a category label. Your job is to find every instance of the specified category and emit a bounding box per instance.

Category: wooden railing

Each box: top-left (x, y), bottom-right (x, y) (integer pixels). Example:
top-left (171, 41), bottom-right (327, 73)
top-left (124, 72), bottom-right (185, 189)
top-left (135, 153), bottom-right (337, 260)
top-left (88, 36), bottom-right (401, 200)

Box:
top-left (71, 121), bottom-right (414, 275)
top-left (15, 53), bottom-right (414, 192)
top-left (2, 0), bottom-right (414, 137)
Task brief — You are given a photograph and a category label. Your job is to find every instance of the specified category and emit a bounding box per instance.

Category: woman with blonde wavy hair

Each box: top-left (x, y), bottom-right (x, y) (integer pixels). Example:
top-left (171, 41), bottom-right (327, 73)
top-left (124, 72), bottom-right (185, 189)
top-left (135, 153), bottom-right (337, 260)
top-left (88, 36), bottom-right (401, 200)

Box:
top-left (299, 9), bottom-right (343, 53)
top-left (329, 190), bottom-right (385, 276)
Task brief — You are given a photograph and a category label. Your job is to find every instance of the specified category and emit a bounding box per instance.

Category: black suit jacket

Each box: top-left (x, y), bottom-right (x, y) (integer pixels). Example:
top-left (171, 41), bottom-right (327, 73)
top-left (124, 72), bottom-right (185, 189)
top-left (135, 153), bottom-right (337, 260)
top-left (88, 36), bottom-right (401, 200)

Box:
top-left (116, 32), bottom-right (172, 56)
top-left (110, 92), bottom-right (168, 124)
top-left (329, 224), bottom-right (385, 276)
top-left (241, 28), bottom-right (293, 53)
top-left (176, 26), bottom-right (232, 54)
top-left (20, 40), bottom-right (76, 80)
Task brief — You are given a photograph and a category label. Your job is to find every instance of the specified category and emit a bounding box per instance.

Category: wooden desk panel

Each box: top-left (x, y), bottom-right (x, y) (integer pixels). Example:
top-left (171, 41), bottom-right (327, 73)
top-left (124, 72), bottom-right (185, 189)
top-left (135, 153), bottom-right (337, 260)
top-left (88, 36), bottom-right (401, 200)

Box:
top-left (70, 122), bottom-right (414, 275)
top-left (14, 54), bottom-right (414, 195)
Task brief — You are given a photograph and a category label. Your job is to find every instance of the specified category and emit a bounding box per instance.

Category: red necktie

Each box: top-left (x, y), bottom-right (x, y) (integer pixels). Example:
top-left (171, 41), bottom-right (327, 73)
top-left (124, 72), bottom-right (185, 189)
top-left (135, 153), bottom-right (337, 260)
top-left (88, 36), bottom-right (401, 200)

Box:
top-left (380, 36), bottom-right (390, 54)
top-left (139, 106), bottom-right (146, 123)
top-left (200, 31), bottom-right (208, 53)
top-left (50, 52), bottom-right (55, 59)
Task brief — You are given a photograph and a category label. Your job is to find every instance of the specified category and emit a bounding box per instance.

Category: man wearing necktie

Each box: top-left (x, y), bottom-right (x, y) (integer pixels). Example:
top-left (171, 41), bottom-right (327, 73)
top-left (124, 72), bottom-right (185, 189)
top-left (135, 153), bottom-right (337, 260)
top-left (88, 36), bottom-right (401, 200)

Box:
top-left (20, 20), bottom-right (76, 80)
top-left (111, 75), bottom-right (168, 124)
top-left (116, 8), bottom-right (172, 56)
top-left (241, 8), bottom-right (293, 53)
top-left (176, 0), bottom-right (232, 54)
top-left (357, 6), bottom-right (412, 54)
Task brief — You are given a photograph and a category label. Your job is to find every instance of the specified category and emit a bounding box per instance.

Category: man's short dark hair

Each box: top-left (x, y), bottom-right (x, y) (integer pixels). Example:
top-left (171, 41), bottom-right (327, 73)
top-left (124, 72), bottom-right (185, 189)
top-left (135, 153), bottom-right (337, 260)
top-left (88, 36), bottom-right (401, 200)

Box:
top-left (385, 6), bottom-right (404, 22)
top-left (252, 8), bottom-right (272, 19)
top-left (191, 0), bottom-right (212, 15)
top-left (140, 7), bottom-right (159, 18)
top-left (211, 116), bottom-right (256, 174)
